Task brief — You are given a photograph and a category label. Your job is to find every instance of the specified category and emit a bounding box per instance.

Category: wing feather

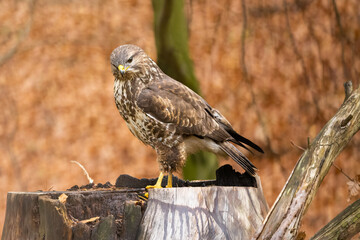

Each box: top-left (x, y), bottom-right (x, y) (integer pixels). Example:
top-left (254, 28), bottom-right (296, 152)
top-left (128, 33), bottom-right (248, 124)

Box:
top-left (136, 77), bottom-right (230, 141)
top-left (136, 76), bottom-right (263, 154)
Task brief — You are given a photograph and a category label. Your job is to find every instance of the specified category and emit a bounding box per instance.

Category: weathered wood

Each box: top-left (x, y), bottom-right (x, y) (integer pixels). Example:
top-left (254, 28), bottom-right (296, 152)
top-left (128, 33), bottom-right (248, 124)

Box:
top-left (38, 195), bottom-right (73, 239)
top-left (138, 176), bottom-right (269, 240)
top-left (310, 199), bottom-right (360, 240)
top-left (1, 189), bottom-right (143, 240)
top-left (2, 165), bottom-right (266, 239)
top-left (255, 86), bottom-right (360, 240)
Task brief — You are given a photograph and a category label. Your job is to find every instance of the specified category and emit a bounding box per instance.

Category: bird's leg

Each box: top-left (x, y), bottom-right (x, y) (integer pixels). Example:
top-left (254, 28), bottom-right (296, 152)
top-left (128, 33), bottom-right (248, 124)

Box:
top-left (166, 173), bottom-right (172, 188)
top-left (146, 171), bottom-right (164, 189)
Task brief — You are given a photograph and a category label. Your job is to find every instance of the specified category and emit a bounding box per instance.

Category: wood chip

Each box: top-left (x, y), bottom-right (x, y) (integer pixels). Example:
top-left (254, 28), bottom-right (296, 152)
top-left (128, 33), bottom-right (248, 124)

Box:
top-left (80, 216), bottom-right (100, 224)
top-left (58, 193), bottom-right (68, 204)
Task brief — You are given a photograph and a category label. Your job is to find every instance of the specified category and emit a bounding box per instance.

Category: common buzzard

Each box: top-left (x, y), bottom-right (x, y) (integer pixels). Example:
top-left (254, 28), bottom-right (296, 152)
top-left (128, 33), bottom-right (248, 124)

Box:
top-left (110, 44), bottom-right (263, 190)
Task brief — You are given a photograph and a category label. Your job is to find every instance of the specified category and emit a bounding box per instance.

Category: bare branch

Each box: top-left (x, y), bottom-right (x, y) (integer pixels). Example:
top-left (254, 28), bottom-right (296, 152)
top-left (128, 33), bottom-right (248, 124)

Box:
top-left (290, 140), bottom-right (306, 151)
top-left (332, 163), bottom-right (353, 182)
top-left (255, 86), bottom-right (360, 239)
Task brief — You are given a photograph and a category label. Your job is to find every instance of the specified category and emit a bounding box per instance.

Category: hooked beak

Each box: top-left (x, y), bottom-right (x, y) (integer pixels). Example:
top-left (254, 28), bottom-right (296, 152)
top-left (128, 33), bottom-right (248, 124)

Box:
top-left (118, 65), bottom-right (129, 77)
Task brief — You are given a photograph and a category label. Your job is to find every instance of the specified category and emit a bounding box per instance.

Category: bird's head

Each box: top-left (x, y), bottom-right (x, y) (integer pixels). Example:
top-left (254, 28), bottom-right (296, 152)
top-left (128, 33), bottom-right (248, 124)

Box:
top-left (110, 44), bottom-right (150, 80)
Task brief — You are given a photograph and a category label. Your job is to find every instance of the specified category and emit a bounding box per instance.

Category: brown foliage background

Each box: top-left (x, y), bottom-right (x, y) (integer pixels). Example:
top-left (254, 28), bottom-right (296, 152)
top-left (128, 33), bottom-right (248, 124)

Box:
top-left (0, 0), bottom-right (359, 237)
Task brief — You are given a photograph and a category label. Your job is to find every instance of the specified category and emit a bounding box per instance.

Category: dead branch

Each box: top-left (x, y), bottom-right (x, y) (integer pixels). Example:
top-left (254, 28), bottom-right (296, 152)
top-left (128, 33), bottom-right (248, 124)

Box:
top-left (310, 199), bottom-right (360, 240)
top-left (332, 163), bottom-right (353, 182)
top-left (255, 84), bottom-right (360, 239)
top-left (290, 140), bottom-right (306, 151)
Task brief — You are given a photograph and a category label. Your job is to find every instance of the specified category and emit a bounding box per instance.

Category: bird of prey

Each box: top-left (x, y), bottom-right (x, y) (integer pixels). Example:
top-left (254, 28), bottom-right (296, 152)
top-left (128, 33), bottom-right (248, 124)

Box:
top-left (110, 44), bottom-right (263, 190)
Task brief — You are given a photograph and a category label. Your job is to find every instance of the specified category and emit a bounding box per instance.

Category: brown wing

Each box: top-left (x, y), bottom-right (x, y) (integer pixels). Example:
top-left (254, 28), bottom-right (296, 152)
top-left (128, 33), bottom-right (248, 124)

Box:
top-left (136, 77), bottom-right (231, 142)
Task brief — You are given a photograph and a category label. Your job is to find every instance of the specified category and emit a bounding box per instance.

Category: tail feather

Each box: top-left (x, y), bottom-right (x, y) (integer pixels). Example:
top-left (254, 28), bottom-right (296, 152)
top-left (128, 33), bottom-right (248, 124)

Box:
top-left (226, 128), bottom-right (264, 153)
top-left (219, 142), bottom-right (257, 176)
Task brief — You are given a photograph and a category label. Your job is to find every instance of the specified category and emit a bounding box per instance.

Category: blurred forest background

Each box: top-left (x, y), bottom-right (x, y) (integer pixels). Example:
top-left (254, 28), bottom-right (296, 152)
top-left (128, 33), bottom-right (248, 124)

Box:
top-left (0, 0), bottom-right (359, 237)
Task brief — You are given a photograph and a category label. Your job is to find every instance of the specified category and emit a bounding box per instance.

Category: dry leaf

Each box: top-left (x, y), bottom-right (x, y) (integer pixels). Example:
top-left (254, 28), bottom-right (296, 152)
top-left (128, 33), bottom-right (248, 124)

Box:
top-left (347, 175), bottom-right (360, 202)
top-left (295, 231), bottom-right (306, 240)
top-left (58, 193), bottom-right (68, 204)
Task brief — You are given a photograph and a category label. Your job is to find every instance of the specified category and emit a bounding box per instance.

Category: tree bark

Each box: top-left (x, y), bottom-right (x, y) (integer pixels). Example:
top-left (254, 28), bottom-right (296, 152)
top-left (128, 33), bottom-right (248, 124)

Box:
top-left (1, 189), bottom-right (143, 240)
top-left (138, 177), bottom-right (269, 240)
top-left (255, 86), bottom-right (360, 240)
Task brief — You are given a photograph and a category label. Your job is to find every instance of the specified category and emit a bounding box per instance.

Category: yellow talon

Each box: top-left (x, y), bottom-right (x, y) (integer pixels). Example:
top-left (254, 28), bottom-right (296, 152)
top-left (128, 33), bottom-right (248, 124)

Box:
top-left (146, 172), bottom-right (164, 190)
top-left (145, 172), bottom-right (173, 198)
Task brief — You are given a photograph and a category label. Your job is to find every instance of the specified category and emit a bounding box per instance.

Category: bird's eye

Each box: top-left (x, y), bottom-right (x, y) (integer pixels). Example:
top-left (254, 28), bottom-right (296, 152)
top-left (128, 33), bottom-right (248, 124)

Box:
top-left (126, 57), bottom-right (133, 64)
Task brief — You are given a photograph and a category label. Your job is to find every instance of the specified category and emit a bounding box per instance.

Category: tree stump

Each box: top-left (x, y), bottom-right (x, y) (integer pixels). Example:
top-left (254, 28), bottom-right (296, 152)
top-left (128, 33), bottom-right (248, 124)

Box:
top-left (1, 189), bottom-right (144, 240)
top-left (2, 165), bottom-right (268, 239)
top-left (138, 177), bottom-right (268, 239)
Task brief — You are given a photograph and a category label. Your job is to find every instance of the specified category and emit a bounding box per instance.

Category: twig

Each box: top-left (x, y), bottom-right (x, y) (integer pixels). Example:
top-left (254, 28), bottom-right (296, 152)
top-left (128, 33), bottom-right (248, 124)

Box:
top-left (290, 140), bottom-right (306, 151)
top-left (71, 161), bottom-right (94, 184)
top-left (332, 163), bottom-right (354, 182)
